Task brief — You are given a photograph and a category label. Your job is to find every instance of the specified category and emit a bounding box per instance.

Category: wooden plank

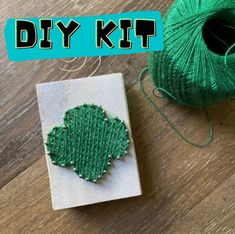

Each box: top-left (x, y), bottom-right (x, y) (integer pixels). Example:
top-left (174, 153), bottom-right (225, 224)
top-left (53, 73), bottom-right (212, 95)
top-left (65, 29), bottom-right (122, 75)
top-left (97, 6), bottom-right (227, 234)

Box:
top-left (1, 0), bottom-right (235, 232)
top-left (1, 78), bottom-right (235, 233)
top-left (168, 174), bottom-right (235, 233)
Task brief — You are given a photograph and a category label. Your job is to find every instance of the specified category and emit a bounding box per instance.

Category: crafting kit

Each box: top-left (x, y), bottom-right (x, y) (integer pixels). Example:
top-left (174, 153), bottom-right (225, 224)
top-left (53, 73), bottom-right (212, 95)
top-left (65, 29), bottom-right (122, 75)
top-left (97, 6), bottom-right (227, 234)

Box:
top-left (35, 0), bottom-right (235, 209)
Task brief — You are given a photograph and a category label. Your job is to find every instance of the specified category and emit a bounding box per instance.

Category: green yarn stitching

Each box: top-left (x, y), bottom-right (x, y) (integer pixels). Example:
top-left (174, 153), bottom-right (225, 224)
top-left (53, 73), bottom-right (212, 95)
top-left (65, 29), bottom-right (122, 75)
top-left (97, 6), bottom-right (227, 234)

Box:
top-left (46, 104), bottom-right (130, 183)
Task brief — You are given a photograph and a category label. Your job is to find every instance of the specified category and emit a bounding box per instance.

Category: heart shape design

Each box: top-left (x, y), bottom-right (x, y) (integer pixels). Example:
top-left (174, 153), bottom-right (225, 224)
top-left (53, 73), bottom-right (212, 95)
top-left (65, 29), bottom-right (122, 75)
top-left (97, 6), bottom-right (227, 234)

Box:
top-left (46, 104), bottom-right (130, 183)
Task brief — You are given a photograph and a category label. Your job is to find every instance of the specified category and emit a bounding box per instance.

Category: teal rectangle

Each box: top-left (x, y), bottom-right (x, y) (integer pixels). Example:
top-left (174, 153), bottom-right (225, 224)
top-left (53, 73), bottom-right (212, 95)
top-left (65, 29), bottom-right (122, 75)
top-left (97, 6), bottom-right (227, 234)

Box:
top-left (4, 11), bottom-right (164, 61)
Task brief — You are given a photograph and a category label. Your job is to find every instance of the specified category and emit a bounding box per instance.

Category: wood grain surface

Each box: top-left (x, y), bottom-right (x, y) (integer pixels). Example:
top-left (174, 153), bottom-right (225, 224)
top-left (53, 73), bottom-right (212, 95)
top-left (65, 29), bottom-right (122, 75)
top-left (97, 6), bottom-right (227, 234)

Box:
top-left (0, 0), bottom-right (235, 233)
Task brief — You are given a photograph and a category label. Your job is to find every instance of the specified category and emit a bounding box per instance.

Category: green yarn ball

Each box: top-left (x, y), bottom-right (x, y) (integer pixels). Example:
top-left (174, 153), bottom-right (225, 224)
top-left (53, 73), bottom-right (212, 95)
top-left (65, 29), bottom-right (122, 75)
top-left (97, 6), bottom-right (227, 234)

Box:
top-left (149, 0), bottom-right (235, 107)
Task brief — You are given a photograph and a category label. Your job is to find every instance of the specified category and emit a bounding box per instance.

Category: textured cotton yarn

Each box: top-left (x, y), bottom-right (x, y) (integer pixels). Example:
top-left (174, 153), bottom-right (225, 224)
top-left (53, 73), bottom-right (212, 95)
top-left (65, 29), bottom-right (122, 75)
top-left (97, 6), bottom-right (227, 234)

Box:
top-left (139, 0), bottom-right (235, 147)
top-left (149, 0), bottom-right (235, 107)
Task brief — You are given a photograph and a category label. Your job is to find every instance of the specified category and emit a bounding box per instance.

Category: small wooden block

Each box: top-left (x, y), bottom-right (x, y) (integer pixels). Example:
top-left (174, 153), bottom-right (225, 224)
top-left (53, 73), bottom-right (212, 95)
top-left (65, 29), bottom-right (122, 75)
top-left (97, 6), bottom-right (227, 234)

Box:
top-left (36, 73), bottom-right (142, 210)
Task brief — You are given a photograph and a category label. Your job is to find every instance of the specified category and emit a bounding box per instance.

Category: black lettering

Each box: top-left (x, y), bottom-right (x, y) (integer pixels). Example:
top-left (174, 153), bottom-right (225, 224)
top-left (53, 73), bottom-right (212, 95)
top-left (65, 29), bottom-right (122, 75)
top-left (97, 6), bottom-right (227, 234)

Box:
top-left (56, 20), bottom-right (80, 48)
top-left (135, 20), bottom-right (156, 48)
top-left (40, 19), bottom-right (52, 49)
top-left (120, 19), bottom-right (132, 49)
top-left (96, 20), bottom-right (117, 48)
top-left (16, 20), bottom-right (36, 48)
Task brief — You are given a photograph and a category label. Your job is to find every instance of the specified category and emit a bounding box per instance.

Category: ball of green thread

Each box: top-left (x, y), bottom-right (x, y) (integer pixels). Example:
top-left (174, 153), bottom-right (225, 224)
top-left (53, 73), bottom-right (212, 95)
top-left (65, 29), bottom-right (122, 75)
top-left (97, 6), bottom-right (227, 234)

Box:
top-left (149, 0), bottom-right (235, 107)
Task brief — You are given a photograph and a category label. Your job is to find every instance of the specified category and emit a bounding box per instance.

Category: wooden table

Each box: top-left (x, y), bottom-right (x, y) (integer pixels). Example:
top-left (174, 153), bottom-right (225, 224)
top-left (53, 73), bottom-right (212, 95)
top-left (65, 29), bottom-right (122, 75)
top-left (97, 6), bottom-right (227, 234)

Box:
top-left (1, 0), bottom-right (235, 233)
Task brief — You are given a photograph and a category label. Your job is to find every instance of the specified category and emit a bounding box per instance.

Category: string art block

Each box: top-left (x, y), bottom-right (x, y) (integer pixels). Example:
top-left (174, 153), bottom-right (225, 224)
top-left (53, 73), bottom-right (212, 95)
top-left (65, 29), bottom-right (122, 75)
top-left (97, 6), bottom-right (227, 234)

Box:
top-left (46, 104), bottom-right (130, 183)
top-left (37, 73), bottom-right (141, 209)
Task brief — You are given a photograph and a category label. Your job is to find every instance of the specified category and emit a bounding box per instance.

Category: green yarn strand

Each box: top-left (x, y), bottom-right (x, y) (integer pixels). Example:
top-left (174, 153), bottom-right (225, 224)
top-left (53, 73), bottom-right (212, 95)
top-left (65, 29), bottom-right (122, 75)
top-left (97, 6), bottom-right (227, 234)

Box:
top-left (138, 67), bottom-right (213, 148)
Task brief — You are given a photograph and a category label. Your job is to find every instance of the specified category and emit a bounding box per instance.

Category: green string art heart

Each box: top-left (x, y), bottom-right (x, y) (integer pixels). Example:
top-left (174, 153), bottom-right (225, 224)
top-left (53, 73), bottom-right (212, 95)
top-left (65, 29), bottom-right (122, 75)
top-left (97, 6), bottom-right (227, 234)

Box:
top-left (46, 104), bottom-right (130, 183)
